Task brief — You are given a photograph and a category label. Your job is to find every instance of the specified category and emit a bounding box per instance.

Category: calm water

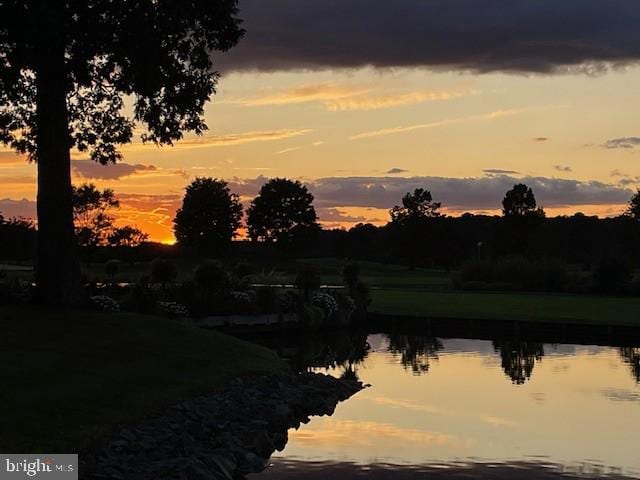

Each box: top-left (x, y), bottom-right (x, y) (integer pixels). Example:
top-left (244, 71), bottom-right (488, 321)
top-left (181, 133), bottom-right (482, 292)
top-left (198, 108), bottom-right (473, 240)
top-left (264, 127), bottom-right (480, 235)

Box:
top-left (249, 329), bottom-right (640, 479)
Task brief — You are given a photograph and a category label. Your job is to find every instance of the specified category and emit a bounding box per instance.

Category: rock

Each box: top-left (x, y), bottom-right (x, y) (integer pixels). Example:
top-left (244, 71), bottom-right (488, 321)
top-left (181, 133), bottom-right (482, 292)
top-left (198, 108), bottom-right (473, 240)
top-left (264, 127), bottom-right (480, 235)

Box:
top-left (83, 372), bottom-right (365, 480)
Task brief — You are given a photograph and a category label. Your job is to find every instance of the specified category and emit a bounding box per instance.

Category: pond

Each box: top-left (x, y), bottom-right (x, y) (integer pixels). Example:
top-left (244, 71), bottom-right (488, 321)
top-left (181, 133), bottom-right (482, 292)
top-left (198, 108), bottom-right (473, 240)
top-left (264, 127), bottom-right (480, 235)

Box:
top-left (246, 326), bottom-right (640, 479)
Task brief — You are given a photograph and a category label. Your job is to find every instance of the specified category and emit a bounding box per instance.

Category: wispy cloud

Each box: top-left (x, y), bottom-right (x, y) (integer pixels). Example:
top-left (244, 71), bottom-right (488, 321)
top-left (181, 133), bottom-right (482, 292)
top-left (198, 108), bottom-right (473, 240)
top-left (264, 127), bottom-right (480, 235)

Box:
top-left (125, 129), bottom-right (313, 151)
top-left (275, 147), bottom-right (301, 155)
top-left (327, 89), bottom-right (477, 112)
top-left (554, 165), bottom-right (573, 172)
top-left (484, 168), bottom-right (519, 176)
top-left (234, 83), bottom-right (477, 111)
top-left (349, 108), bottom-right (529, 140)
top-left (0, 152), bottom-right (28, 167)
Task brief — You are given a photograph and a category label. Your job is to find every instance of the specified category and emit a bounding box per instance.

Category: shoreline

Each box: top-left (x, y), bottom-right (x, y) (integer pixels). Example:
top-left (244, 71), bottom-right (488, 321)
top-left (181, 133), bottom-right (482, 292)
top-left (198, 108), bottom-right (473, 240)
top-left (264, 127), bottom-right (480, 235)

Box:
top-left (81, 371), bottom-right (364, 480)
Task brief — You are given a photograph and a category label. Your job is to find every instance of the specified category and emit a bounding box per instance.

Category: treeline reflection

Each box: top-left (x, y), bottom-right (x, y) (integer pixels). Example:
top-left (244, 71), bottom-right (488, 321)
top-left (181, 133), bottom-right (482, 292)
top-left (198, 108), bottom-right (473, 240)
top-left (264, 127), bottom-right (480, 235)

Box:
top-left (246, 330), bottom-right (640, 385)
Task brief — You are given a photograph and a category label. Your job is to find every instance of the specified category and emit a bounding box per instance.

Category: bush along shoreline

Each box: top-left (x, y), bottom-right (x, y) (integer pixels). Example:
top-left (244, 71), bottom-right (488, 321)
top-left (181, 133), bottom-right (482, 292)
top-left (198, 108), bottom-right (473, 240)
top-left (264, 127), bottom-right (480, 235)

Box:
top-left (81, 371), bottom-right (365, 480)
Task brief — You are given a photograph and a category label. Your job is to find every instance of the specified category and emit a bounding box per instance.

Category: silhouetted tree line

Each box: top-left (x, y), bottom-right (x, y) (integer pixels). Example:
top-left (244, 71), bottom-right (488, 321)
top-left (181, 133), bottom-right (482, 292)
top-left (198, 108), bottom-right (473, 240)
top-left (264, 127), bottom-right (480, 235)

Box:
top-left (3, 177), bottom-right (640, 295)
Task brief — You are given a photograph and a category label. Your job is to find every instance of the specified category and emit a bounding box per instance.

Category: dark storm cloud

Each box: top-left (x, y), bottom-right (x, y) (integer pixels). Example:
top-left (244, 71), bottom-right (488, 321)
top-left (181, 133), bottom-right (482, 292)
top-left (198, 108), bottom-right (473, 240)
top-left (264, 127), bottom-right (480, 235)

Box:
top-left (217, 0), bottom-right (640, 74)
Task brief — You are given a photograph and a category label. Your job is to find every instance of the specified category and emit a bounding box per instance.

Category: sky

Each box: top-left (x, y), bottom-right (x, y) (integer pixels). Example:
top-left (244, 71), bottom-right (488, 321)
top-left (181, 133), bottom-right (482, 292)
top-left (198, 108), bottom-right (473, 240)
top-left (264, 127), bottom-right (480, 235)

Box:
top-left (2, 0), bottom-right (640, 243)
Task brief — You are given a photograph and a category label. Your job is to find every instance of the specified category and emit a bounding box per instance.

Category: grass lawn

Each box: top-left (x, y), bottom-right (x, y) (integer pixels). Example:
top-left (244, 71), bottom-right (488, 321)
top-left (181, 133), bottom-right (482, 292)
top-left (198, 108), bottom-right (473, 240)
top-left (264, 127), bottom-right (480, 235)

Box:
top-left (370, 289), bottom-right (640, 326)
top-left (0, 307), bottom-right (285, 453)
top-left (296, 258), bottom-right (451, 289)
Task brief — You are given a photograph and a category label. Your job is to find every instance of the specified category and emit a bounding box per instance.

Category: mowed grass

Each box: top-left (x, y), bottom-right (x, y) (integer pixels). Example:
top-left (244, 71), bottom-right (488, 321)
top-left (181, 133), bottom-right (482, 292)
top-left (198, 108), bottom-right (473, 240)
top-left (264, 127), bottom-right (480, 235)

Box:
top-left (297, 258), bottom-right (450, 289)
top-left (0, 307), bottom-right (285, 453)
top-left (370, 289), bottom-right (640, 326)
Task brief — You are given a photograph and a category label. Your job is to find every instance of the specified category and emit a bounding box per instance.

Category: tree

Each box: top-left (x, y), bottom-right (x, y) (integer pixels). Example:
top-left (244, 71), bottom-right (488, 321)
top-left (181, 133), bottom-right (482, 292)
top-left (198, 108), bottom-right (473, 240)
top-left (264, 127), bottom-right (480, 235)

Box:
top-left (626, 189), bottom-right (640, 220)
top-left (108, 226), bottom-right (148, 248)
top-left (0, 2), bottom-right (243, 304)
top-left (72, 183), bottom-right (119, 248)
top-left (150, 258), bottom-right (177, 288)
top-left (390, 188), bottom-right (441, 225)
top-left (502, 184), bottom-right (544, 217)
top-left (247, 178), bottom-right (318, 242)
top-left (173, 178), bottom-right (243, 252)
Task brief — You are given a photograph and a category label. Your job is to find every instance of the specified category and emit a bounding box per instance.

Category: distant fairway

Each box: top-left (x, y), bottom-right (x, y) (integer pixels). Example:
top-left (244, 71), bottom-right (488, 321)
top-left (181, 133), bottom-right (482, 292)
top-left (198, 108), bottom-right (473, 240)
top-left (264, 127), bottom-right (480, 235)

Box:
top-left (370, 289), bottom-right (640, 326)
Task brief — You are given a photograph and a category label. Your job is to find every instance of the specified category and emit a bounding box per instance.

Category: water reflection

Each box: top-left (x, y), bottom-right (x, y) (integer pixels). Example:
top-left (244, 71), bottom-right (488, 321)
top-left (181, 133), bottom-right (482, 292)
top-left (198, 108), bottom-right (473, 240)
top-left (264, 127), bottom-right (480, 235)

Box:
top-left (493, 341), bottom-right (545, 385)
top-left (388, 334), bottom-right (443, 375)
top-left (620, 347), bottom-right (640, 382)
top-left (242, 325), bottom-right (640, 479)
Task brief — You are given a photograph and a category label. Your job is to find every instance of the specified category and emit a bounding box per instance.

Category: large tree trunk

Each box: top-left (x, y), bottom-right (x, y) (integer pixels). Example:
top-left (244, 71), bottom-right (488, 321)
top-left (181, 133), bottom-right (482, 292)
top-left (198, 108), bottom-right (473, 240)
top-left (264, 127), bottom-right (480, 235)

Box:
top-left (34, 46), bottom-right (81, 306)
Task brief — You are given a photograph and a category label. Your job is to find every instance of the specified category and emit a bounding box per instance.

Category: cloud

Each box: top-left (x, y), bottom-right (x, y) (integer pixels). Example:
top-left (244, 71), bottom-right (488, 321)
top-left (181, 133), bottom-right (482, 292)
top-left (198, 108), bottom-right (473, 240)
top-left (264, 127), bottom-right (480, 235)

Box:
top-left (236, 84), bottom-right (371, 107)
top-left (72, 160), bottom-right (157, 180)
top-left (602, 137), bottom-right (640, 149)
top-left (349, 108), bottom-right (532, 140)
top-left (483, 169), bottom-right (519, 176)
top-left (533, 137), bottom-right (550, 142)
top-left (174, 129), bottom-right (313, 148)
top-left (0, 152), bottom-right (28, 166)
top-left (275, 147), bottom-right (300, 155)
top-left (317, 207), bottom-right (368, 224)
top-left (228, 174), bottom-right (632, 216)
top-left (554, 165), bottom-right (573, 172)
top-left (386, 168), bottom-right (408, 175)
top-left (0, 198), bottom-right (36, 219)
top-left (218, 0), bottom-right (640, 74)
top-left (234, 84), bottom-right (477, 111)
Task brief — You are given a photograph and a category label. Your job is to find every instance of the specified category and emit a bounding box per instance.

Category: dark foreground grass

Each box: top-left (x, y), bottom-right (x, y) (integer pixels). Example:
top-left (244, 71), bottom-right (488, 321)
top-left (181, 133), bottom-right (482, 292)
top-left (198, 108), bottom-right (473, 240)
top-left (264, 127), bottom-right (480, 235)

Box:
top-left (371, 289), bottom-right (640, 326)
top-left (0, 307), bottom-right (285, 453)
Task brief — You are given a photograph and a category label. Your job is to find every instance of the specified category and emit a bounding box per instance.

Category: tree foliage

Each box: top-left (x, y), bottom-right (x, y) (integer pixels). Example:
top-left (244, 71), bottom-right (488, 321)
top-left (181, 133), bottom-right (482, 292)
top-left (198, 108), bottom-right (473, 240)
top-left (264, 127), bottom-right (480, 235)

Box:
top-left (0, 1), bottom-right (243, 304)
top-left (247, 178), bottom-right (318, 242)
top-left (627, 189), bottom-right (640, 221)
top-left (502, 183), bottom-right (544, 218)
top-left (0, 1), bottom-right (244, 163)
top-left (72, 183), bottom-right (119, 248)
top-left (390, 188), bottom-right (441, 225)
top-left (108, 226), bottom-right (148, 248)
top-left (173, 178), bottom-right (243, 252)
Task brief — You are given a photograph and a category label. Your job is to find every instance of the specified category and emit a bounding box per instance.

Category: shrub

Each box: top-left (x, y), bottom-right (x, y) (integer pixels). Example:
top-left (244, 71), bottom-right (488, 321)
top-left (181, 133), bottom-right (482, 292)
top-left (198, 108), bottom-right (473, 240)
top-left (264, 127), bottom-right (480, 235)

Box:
top-left (90, 295), bottom-right (120, 312)
top-left (150, 258), bottom-right (178, 286)
top-left (342, 262), bottom-right (361, 290)
top-left (312, 292), bottom-right (338, 318)
top-left (104, 259), bottom-right (120, 280)
top-left (352, 281), bottom-right (371, 307)
top-left (0, 279), bottom-right (32, 306)
top-left (158, 301), bottom-right (189, 319)
top-left (295, 265), bottom-right (321, 301)
top-left (596, 256), bottom-right (633, 294)
top-left (299, 304), bottom-right (325, 329)
top-left (278, 290), bottom-right (299, 313)
top-left (234, 262), bottom-right (254, 279)
top-left (193, 260), bottom-right (230, 293)
top-left (255, 286), bottom-right (278, 314)
top-left (456, 255), bottom-right (568, 293)
top-left (124, 279), bottom-right (158, 314)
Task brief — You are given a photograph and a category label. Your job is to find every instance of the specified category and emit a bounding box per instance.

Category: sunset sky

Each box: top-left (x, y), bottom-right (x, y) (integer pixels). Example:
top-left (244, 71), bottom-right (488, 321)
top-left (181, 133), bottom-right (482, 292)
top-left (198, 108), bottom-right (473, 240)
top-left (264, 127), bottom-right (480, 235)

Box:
top-left (2, 0), bottom-right (640, 243)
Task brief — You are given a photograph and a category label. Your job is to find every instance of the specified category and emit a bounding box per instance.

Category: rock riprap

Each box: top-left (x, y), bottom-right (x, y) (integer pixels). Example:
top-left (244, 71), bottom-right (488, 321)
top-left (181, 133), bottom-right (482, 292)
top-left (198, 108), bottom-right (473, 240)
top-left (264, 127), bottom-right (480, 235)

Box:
top-left (82, 372), bottom-right (364, 479)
